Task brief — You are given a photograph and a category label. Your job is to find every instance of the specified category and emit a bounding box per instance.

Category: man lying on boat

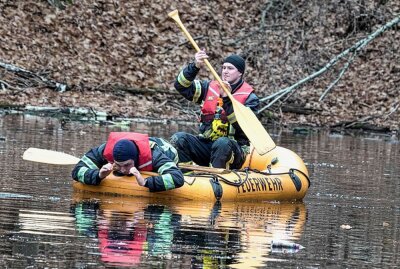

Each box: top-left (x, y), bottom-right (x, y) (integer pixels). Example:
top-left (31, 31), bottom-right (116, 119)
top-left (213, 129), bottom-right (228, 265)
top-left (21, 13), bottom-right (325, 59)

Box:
top-left (71, 132), bottom-right (184, 192)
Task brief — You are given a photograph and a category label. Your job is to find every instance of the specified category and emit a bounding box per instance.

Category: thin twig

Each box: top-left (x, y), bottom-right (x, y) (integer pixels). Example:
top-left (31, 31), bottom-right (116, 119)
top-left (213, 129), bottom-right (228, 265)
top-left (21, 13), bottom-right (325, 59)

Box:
top-left (0, 80), bottom-right (10, 90)
top-left (0, 79), bottom-right (21, 91)
top-left (319, 51), bottom-right (357, 101)
top-left (384, 102), bottom-right (399, 120)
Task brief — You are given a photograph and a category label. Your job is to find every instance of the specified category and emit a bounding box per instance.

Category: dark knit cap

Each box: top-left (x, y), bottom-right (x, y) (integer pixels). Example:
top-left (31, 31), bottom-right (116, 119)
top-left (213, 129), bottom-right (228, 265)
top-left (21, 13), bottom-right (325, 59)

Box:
top-left (113, 139), bottom-right (139, 164)
top-left (223, 54), bottom-right (246, 74)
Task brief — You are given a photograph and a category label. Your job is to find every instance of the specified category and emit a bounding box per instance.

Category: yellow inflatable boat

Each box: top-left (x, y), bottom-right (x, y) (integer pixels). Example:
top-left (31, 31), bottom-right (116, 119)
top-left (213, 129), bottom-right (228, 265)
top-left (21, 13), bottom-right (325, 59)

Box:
top-left (73, 146), bottom-right (310, 202)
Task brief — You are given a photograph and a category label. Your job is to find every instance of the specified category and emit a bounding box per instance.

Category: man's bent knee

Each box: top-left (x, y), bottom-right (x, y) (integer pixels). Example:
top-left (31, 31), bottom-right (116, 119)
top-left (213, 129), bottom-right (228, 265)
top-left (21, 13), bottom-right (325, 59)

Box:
top-left (212, 137), bottom-right (231, 150)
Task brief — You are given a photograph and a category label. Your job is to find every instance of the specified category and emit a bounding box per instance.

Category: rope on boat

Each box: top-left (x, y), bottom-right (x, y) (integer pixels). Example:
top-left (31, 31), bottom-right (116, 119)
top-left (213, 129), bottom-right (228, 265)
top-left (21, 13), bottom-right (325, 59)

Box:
top-left (186, 167), bottom-right (311, 188)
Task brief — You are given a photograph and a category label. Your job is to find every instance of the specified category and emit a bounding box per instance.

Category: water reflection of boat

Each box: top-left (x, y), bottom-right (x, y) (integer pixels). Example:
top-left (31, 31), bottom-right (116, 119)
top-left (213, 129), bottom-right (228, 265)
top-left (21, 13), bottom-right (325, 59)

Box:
top-left (71, 193), bottom-right (307, 268)
top-left (223, 202), bottom-right (307, 268)
top-left (73, 146), bottom-right (310, 202)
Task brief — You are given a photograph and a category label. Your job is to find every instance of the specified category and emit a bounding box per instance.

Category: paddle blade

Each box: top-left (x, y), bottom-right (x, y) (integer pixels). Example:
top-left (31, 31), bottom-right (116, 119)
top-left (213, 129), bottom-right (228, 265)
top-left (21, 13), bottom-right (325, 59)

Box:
top-left (23, 148), bottom-right (80, 165)
top-left (232, 101), bottom-right (276, 155)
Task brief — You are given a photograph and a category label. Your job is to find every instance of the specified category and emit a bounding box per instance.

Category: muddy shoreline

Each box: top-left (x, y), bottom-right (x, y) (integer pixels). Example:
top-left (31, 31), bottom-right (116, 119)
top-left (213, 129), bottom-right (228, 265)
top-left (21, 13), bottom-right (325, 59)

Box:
top-left (1, 104), bottom-right (397, 141)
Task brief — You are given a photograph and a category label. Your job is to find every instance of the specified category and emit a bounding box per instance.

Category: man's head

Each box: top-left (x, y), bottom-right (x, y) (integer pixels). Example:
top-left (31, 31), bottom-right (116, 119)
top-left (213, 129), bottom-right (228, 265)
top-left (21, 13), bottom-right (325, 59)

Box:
top-left (112, 139), bottom-right (139, 174)
top-left (222, 54), bottom-right (245, 84)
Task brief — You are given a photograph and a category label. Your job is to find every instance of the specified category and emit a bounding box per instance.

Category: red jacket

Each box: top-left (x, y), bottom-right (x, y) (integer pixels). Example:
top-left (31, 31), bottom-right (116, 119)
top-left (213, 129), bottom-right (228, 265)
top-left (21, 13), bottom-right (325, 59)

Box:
top-left (103, 132), bottom-right (153, 171)
top-left (200, 80), bottom-right (254, 122)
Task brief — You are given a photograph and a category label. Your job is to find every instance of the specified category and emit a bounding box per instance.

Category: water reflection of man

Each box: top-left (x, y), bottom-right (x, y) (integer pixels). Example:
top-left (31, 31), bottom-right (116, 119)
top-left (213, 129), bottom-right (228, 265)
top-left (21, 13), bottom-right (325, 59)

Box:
top-left (70, 199), bottom-right (249, 268)
top-left (71, 199), bottom-right (147, 266)
top-left (72, 200), bottom-right (99, 238)
top-left (98, 212), bottom-right (147, 266)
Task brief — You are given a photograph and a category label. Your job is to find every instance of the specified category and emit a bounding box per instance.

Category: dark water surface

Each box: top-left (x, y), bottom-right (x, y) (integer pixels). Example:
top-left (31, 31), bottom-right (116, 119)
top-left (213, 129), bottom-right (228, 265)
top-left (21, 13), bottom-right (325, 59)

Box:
top-left (0, 114), bottom-right (399, 268)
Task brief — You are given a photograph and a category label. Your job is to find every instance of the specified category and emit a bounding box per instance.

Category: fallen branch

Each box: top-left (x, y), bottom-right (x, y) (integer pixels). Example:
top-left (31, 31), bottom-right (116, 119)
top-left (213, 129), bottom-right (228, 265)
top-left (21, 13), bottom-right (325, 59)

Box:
top-left (258, 15), bottom-right (400, 114)
top-left (343, 115), bottom-right (376, 129)
top-left (111, 85), bottom-right (180, 96)
top-left (331, 103), bottom-right (399, 129)
top-left (0, 102), bottom-right (24, 109)
top-left (280, 104), bottom-right (322, 115)
top-left (0, 61), bottom-right (68, 92)
top-left (24, 105), bottom-right (107, 119)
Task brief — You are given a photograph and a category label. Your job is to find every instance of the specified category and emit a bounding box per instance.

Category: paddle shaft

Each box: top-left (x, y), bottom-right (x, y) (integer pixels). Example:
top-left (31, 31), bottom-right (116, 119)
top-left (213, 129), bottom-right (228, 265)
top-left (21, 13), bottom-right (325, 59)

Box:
top-left (168, 10), bottom-right (233, 99)
top-left (179, 163), bottom-right (229, 174)
top-left (23, 148), bottom-right (230, 174)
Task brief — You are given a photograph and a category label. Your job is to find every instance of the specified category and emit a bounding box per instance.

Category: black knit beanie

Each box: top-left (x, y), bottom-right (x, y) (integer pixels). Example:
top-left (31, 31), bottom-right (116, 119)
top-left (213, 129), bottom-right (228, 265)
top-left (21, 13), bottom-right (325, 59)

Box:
top-left (223, 54), bottom-right (245, 74)
top-left (113, 139), bottom-right (139, 165)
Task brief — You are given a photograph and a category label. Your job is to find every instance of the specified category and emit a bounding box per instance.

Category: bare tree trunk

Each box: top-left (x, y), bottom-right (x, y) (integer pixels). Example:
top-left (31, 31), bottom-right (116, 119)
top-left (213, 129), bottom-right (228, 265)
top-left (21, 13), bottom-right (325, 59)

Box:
top-left (258, 15), bottom-right (400, 114)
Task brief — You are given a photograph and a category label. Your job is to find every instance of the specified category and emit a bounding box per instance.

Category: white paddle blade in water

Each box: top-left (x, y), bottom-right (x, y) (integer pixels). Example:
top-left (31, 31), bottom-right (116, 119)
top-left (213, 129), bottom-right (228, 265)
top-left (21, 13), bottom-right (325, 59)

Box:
top-left (23, 148), bottom-right (80, 165)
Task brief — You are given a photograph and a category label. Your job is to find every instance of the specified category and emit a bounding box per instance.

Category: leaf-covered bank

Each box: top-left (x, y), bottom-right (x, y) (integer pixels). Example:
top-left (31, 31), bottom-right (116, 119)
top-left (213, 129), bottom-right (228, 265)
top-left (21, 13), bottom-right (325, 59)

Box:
top-left (0, 1), bottom-right (399, 133)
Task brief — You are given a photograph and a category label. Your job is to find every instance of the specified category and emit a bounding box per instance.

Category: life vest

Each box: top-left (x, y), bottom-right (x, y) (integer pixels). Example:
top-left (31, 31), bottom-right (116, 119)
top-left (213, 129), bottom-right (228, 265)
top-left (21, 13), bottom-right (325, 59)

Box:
top-left (200, 80), bottom-right (254, 122)
top-left (103, 132), bottom-right (153, 171)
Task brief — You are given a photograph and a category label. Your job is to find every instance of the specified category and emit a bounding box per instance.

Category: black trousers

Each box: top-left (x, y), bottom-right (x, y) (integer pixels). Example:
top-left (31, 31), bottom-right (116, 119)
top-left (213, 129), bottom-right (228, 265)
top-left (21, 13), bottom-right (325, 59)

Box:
top-left (170, 132), bottom-right (245, 169)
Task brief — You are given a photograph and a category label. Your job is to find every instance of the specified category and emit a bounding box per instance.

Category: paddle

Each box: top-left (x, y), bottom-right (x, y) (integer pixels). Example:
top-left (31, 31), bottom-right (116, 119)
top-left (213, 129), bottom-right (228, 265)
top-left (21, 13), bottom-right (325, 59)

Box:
top-left (178, 163), bottom-right (229, 174)
top-left (168, 10), bottom-right (276, 156)
top-left (22, 148), bottom-right (229, 174)
top-left (23, 147), bottom-right (80, 165)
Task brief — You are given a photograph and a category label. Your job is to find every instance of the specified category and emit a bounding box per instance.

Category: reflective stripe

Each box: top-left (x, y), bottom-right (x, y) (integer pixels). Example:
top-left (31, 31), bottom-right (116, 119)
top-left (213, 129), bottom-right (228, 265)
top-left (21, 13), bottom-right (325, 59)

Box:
top-left (228, 125), bottom-right (236, 138)
top-left (138, 160), bottom-right (152, 170)
top-left (158, 162), bottom-right (176, 174)
top-left (227, 114), bottom-right (237, 138)
top-left (77, 167), bottom-right (89, 183)
top-left (81, 156), bottom-right (98, 169)
top-left (177, 70), bottom-right (191, 87)
top-left (193, 80), bottom-right (202, 103)
top-left (173, 152), bottom-right (179, 164)
top-left (227, 113), bottom-right (237, 123)
top-left (233, 92), bottom-right (249, 97)
top-left (208, 85), bottom-right (219, 97)
top-left (149, 141), bottom-right (156, 148)
top-left (157, 138), bottom-right (179, 164)
top-left (161, 174), bottom-right (175, 190)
